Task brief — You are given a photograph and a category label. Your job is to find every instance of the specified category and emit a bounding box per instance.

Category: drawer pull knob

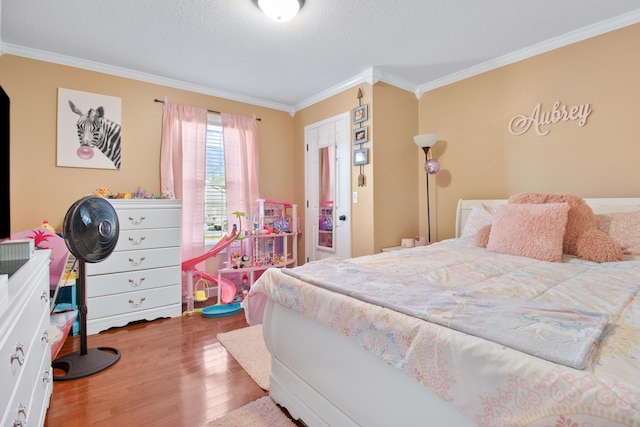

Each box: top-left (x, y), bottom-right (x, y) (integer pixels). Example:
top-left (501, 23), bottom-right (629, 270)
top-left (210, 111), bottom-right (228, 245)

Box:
top-left (43, 369), bottom-right (52, 383)
top-left (128, 216), bottom-right (146, 225)
top-left (13, 403), bottom-right (27, 426)
top-left (128, 257), bottom-right (146, 266)
top-left (10, 344), bottom-right (25, 366)
top-left (41, 291), bottom-right (49, 302)
top-left (128, 277), bottom-right (146, 287)
top-left (129, 297), bottom-right (146, 308)
top-left (128, 236), bottom-right (146, 245)
top-left (42, 330), bottom-right (50, 343)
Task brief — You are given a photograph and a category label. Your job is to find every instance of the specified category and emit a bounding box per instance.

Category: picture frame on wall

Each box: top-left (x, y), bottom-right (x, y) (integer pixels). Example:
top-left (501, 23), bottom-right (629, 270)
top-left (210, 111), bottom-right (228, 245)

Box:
top-left (353, 148), bottom-right (369, 166)
top-left (57, 88), bottom-right (122, 170)
top-left (352, 105), bottom-right (367, 124)
top-left (353, 126), bottom-right (368, 144)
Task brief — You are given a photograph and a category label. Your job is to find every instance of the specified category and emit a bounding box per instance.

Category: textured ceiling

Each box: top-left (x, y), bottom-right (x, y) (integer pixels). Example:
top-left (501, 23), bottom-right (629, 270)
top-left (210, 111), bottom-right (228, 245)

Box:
top-left (2, 0), bottom-right (640, 113)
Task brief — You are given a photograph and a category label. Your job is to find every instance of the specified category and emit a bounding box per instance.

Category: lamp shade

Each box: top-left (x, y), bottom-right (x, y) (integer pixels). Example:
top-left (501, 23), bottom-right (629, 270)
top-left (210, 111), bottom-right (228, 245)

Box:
top-left (413, 134), bottom-right (438, 148)
top-left (257, 0), bottom-right (302, 21)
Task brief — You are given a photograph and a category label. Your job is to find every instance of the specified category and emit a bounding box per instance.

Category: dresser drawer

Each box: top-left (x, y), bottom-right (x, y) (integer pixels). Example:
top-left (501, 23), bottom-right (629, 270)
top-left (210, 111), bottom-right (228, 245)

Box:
top-left (0, 252), bottom-right (51, 427)
top-left (3, 363), bottom-right (33, 427)
top-left (29, 309), bottom-right (51, 384)
top-left (87, 285), bottom-right (181, 319)
top-left (115, 207), bottom-right (181, 230)
top-left (86, 266), bottom-right (181, 298)
top-left (86, 247), bottom-right (181, 275)
top-left (29, 343), bottom-right (53, 427)
top-left (114, 228), bottom-right (181, 252)
top-left (0, 280), bottom-right (49, 409)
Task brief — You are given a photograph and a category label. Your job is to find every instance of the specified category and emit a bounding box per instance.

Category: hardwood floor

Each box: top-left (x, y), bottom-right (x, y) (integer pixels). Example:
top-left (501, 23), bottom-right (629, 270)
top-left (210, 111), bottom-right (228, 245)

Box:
top-left (45, 309), bottom-right (268, 427)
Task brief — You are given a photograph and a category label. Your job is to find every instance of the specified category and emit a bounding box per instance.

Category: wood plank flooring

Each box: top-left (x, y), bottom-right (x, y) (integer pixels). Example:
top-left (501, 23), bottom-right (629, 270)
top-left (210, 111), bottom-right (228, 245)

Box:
top-left (45, 309), bottom-right (268, 427)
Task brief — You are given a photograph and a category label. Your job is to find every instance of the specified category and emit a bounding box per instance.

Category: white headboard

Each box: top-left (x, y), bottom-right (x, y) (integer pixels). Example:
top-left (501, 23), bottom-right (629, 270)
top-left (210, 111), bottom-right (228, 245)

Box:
top-left (456, 197), bottom-right (640, 238)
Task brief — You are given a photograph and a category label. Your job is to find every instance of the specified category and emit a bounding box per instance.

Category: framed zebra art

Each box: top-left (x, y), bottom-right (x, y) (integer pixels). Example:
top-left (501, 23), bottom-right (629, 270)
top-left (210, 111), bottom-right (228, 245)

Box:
top-left (57, 88), bottom-right (122, 170)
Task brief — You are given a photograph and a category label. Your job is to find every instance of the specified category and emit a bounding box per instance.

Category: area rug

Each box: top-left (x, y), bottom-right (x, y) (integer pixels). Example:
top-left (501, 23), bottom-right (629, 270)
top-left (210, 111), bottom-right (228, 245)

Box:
top-left (217, 324), bottom-right (270, 390)
top-left (205, 397), bottom-right (296, 427)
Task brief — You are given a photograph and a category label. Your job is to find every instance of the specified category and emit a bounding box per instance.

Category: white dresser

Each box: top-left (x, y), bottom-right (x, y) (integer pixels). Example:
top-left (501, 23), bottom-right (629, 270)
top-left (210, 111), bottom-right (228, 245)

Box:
top-left (0, 251), bottom-right (52, 427)
top-left (85, 199), bottom-right (182, 335)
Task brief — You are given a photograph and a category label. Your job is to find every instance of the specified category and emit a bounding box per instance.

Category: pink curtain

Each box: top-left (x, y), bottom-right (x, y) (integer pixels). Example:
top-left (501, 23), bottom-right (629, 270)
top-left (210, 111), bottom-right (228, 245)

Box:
top-left (221, 113), bottom-right (260, 226)
top-left (321, 145), bottom-right (335, 203)
top-left (160, 101), bottom-right (208, 271)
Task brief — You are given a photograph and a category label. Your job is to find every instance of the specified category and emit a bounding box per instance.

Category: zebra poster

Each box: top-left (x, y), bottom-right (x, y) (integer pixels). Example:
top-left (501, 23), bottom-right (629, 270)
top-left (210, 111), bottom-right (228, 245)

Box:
top-left (57, 88), bottom-right (122, 169)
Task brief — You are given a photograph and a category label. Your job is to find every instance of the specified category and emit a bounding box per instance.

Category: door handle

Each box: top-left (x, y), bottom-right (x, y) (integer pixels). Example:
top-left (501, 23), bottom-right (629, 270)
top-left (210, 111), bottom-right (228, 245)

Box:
top-left (339, 215), bottom-right (346, 221)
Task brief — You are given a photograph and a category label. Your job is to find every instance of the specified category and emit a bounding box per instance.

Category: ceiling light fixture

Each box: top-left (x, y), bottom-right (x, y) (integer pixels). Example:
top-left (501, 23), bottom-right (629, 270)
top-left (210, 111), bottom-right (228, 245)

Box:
top-left (256, 0), bottom-right (304, 22)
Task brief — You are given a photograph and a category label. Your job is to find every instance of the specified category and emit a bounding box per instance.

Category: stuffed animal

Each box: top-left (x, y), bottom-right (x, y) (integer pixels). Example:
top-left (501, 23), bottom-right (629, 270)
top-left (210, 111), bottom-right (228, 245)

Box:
top-left (476, 192), bottom-right (623, 263)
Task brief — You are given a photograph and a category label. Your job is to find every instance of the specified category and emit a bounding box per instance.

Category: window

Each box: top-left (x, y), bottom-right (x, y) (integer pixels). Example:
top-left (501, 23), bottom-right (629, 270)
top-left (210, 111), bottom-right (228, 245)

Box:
top-left (204, 114), bottom-right (226, 244)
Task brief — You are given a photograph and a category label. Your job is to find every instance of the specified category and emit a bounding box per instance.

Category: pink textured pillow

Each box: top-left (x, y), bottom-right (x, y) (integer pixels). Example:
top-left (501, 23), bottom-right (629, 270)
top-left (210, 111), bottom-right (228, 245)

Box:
top-left (486, 203), bottom-right (570, 262)
top-left (596, 211), bottom-right (640, 255)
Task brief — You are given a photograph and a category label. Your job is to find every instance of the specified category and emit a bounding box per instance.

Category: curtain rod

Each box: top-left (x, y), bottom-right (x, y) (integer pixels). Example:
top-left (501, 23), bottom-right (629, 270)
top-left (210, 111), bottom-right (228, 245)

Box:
top-left (153, 99), bottom-right (261, 121)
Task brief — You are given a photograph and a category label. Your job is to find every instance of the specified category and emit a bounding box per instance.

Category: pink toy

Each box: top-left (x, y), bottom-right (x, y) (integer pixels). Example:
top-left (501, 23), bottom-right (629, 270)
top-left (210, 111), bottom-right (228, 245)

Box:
top-left (12, 227), bottom-right (69, 290)
top-left (181, 212), bottom-right (244, 315)
top-left (192, 272), bottom-right (236, 304)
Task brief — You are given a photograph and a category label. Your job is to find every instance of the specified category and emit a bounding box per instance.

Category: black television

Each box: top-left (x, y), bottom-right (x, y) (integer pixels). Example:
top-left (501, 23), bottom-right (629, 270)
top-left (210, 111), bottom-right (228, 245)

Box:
top-left (0, 86), bottom-right (10, 241)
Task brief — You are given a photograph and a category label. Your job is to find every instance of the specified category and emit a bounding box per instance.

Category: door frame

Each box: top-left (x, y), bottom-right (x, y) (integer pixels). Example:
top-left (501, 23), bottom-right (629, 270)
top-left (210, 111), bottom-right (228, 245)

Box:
top-left (304, 112), bottom-right (351, 262)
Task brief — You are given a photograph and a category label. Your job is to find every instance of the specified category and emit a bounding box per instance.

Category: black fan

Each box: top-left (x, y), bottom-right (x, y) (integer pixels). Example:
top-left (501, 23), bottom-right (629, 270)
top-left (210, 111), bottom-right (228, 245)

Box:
top-left (53, 196), bottom-right (121, 380)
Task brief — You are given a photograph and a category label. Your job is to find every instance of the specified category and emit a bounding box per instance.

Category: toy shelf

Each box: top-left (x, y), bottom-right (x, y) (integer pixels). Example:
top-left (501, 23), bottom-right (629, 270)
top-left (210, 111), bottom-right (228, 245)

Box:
top-left (218, 199), bottom-right (297, 294)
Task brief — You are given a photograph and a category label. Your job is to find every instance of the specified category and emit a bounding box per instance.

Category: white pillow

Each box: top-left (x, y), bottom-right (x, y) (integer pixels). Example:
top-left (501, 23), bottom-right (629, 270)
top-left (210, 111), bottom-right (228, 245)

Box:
top-left (596, 211), bottom-right (640, 255)
top-left (461, 204), bottom-right (496, 238)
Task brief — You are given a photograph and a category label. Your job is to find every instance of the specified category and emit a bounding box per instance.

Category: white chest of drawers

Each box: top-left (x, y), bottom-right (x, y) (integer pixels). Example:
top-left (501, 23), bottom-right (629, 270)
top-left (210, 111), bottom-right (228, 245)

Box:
top-left (0, 250), bottom-right (52, 427)
top-left (85, 199), bottom-right (182, 335)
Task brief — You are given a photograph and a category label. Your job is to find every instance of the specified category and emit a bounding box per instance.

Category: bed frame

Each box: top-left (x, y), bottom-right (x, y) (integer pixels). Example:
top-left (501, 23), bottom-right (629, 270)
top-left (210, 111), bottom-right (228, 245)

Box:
top-left (263, 197), bottom-right (640, 426)
top-left (455, 197), bottom-right (640, 238)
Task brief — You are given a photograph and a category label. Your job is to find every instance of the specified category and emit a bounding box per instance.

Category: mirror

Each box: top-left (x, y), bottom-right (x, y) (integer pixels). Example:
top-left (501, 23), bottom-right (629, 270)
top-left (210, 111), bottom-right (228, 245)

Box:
top-left (318, 145), bottom-right (335, 249)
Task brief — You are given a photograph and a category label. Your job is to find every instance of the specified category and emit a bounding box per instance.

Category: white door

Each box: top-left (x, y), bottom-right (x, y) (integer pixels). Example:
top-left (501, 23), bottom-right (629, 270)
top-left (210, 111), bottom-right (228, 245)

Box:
top-left (305, 113), bottom-right (351, 262)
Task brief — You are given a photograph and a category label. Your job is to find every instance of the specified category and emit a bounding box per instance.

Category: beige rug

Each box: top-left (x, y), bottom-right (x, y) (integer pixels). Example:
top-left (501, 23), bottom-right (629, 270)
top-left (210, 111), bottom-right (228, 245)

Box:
top-left (205, 397), bottom-right (296, 427)
top-left (217, 324), bottom-right (270, 390)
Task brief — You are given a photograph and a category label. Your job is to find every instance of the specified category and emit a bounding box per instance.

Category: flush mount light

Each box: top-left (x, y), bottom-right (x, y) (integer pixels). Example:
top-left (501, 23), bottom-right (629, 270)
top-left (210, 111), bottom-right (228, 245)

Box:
top-left (256, 0), bottom-right (304, 22)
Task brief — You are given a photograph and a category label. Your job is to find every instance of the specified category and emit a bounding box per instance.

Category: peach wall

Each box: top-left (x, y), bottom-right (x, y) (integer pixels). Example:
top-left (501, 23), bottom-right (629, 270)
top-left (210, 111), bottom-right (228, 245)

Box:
top-left (293, 84), bottom-right (420, 257)
top-left (371, 83), bottom-right (420, 251)
top-left (1, 55), bottom-right (294, 233)
top-left (418, 23), bottom-right (640, 241)
top-left (293, 85), bottom-right (375, 258)
top-left (4, 22), bottom-right (637, 260)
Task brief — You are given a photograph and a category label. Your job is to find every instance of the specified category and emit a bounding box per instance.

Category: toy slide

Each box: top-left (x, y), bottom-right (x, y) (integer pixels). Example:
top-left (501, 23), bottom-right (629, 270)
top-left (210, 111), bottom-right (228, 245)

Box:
top-left (182, 213), bottom-right (244, 316)
top-left (181, 228), bottom-right (238, 272)
top-left (193, 272), bottom-right (236, 303)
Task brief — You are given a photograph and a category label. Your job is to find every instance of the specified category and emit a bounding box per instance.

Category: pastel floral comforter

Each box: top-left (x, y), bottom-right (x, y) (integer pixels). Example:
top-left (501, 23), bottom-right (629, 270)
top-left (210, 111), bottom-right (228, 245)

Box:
top-left (251, 239), bottom-right (640, 426)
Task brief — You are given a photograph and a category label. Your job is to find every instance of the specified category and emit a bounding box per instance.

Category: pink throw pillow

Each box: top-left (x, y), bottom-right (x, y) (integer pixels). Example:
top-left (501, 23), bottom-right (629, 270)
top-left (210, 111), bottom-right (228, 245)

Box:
top-left (596, 211), bottom-right (640, 255)
top-left (486, 203), bottom-right (570, 262)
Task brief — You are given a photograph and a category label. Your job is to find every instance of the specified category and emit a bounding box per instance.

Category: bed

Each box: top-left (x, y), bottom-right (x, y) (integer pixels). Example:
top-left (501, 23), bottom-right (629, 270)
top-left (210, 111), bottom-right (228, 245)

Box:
top-left (246, 197), bottom-right (640, 426)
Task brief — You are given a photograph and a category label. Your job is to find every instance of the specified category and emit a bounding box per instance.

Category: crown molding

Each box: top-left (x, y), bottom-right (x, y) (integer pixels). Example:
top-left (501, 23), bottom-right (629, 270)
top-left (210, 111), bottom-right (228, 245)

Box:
top-left (294, 67), bottom-right (420, 111)
top-left (417, 9), bottom-right (640, 95)
top-left (1, 42), bottom-right (296, 115)
top-left (294, 67), bottom-right (377, 112)
top-left (3, 9), bottom-right (639, 114)
top-left (377, 70), bottom-right (419, 96)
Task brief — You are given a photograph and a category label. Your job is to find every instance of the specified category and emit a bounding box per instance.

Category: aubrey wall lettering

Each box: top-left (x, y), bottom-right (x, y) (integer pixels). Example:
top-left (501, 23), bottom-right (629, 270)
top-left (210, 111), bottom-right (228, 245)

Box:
top-left (508, 101), bottom-right (592, 136)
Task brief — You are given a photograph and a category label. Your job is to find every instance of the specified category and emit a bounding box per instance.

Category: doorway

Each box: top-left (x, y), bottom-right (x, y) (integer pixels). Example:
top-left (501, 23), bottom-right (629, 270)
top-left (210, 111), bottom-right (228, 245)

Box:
top-left (304, 113), bottom-right (351, 262)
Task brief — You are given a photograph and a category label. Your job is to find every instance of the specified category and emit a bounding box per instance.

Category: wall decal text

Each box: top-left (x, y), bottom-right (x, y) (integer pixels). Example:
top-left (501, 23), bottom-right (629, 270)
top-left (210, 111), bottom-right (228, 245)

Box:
top-left (508, 101), bottom-right (592, 136)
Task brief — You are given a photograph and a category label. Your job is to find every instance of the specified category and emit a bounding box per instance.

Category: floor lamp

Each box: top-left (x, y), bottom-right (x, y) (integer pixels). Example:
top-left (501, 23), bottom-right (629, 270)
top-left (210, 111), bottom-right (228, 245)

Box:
top-left (413, 134), bottom-right (440, 242)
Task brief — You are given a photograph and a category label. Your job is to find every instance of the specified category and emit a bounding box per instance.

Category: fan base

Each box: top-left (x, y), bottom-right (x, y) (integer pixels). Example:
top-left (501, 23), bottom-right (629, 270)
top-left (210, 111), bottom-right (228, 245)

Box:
top-left (52, 347), bottom-right (121, 381)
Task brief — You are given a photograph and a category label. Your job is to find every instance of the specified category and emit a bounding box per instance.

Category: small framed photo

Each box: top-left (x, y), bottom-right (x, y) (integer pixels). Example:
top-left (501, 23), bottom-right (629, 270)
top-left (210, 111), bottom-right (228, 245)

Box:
top-left (353, 126), bottom-right (368, 144)
top-left (352, 105), bottom-right (367, 124)
top-left (353, 148), bottom-right (369, 166)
